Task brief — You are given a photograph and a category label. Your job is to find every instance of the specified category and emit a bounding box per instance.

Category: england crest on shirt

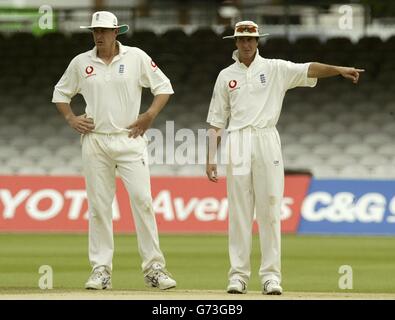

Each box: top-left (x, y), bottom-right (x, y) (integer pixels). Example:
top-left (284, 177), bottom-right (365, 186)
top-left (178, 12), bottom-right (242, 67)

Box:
top-left (119, 64), bottom-right (125, 74)
top-left (259, 73), bottom-right (266, 85)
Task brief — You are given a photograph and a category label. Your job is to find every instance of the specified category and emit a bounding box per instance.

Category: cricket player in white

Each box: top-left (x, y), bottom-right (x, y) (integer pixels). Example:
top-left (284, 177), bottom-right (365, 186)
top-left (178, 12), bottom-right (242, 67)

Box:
top-left (206, 21), bottom-right (364, 295)
top-left (52, 11), bottom-right (176, 290)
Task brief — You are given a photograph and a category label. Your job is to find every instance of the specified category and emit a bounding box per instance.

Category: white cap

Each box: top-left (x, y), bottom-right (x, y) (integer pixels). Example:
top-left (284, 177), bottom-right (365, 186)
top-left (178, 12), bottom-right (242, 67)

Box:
top-left (223, 20), bottom-right (269, 39)
top-left (80, 11), bottom-right (129, 35)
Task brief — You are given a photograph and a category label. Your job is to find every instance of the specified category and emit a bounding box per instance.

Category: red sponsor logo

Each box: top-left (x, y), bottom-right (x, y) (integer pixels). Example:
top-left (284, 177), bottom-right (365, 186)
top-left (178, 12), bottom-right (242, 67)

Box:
top-left (0, 175), bottom-right (310, 233)
top-left (85, 66), bottom-right (94, 74)
top-left (228, 80), bottom-right (237, 89)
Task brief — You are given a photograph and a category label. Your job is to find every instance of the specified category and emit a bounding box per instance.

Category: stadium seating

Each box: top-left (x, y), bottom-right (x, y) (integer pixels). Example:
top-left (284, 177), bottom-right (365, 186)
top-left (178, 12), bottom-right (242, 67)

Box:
top-left (338, 164), bottom-right (371, 178)
top-left (0, 30), bottom-right (394, 179)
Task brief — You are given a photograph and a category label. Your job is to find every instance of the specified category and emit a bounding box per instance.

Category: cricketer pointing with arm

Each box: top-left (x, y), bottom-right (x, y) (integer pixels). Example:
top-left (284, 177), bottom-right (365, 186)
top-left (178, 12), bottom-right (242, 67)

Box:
top-left (206, 21), bottom-right (364, 295)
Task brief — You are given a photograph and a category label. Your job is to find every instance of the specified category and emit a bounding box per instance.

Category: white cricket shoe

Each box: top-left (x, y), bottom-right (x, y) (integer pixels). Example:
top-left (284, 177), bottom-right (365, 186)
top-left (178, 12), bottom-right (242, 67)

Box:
top-left (144, 263), bottom-right (176, 290)
top-left (263, 279), bottom-right (283, 295)
top-left (227, 279), bottom-right (247, 294)
top-left (85, 266), bottom-right (112, 290)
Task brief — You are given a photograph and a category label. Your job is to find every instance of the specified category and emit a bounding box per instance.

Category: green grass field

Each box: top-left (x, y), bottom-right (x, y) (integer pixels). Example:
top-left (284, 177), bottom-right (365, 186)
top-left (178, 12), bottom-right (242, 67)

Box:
top-left (0, 233), bottom-right (394, 293)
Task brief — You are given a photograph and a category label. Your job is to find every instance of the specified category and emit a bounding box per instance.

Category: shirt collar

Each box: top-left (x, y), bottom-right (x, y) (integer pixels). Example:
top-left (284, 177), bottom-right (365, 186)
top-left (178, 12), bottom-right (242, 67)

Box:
top-left (232, 48), bottom-right (261, 69)
top-left (89, 41), bottom-right (128, 62)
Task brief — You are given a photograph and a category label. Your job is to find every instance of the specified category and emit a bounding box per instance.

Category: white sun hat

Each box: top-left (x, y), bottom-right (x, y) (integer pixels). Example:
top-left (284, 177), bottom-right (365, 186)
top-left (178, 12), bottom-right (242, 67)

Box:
top-left (223, 20), bottom-right (269, 39)
top-left (80, 11), bottom-right (129, 35)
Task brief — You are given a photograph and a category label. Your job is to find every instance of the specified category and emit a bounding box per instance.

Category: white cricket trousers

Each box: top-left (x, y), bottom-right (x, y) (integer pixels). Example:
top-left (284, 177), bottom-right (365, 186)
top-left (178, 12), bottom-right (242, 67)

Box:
top-left (81, 132), bottom-right (165, 274)
top-left (226, 126), bottom-right (284, 285)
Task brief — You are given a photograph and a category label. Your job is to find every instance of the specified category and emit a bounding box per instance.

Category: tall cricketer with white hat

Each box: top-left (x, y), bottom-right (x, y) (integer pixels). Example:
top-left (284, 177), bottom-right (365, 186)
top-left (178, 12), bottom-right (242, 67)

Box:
top-left (206, 20), bottom-right (364, 295)
top-left (52, 11), bottom-right (176, 290)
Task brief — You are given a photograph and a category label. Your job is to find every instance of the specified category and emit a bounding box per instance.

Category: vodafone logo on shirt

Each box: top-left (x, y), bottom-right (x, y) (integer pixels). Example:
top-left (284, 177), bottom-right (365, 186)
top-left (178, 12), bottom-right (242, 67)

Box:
top-left (85, 66), bottom-right (94, 74)
top-left (150, 60), bottom-right (158, 71)
top-left (84, 65), bottom-right (96, 78)
top-left (228, 80), bottom-right (237, 89)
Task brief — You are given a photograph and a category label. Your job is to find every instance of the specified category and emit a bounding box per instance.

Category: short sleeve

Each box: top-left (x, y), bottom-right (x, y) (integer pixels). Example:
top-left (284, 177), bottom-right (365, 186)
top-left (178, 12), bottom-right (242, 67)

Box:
top-left (279, 60), bottom-right (317, 90)
top-left (52, 57), bottom-right (81, 103)
top-left (207, 73), bottom-right (230, 129)
top-left (138, 50), bottom-right (174, 96)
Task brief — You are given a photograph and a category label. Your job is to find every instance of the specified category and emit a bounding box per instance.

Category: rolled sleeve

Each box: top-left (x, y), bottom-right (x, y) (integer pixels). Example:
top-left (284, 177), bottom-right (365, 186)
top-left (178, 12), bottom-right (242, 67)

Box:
top-left (150, 79), bottom-right (174, 96)
top-left (207, 73), bottom-right (230, 129)
top-left (280, 60), bottom-right (317, 90)
top-left (138, 50), bottom-right (174, 96)
top-left (52, 58), bottom-right (81, 103)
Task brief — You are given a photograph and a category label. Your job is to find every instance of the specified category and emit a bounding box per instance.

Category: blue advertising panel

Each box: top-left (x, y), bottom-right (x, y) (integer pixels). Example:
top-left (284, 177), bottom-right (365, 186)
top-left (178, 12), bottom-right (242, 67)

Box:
top-left (299, 179), bottom-right (395, 235)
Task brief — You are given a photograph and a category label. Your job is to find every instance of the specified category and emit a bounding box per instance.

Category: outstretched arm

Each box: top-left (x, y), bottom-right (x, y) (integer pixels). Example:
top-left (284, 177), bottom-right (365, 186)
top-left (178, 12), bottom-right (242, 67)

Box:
top-left (308, 62), bottom-right (365, 84)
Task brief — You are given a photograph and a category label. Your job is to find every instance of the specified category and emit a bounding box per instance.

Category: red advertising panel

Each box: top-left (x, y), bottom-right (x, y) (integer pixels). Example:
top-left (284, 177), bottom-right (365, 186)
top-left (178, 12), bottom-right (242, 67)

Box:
top-left (0, 175), bottom-right (310, 233)
top-left (0, 176), bottom-right (90, 232)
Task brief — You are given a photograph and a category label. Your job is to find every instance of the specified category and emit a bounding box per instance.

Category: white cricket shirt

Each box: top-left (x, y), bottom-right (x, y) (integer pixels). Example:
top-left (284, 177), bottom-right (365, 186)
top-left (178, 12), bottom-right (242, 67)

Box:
top-left (207, 49), bottom-right (317, 131)
top-left (52, 41), bottom-right (174, 134)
